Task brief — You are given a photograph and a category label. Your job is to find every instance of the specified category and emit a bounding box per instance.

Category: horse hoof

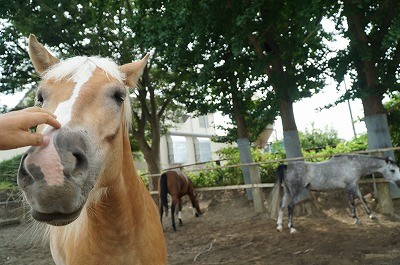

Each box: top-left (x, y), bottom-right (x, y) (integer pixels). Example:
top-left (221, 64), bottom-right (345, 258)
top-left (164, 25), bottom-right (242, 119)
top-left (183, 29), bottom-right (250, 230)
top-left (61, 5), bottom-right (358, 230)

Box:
top-left (195, 212), bottom-right (201, 217)
top-left (354, 219), bottom-right (361, 225)
top-left (277, 225), bottom-right (283, 232)
top-left (369, 214), bottom-right (377, 220)
top-left (290, 228), bottom-right (297, 234)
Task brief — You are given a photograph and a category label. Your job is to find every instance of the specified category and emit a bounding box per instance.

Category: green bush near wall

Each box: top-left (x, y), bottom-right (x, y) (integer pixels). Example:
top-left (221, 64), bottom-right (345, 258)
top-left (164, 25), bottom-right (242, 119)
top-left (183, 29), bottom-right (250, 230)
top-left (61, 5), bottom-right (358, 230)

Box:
top-left (0, 155), bottom-right (22, 184)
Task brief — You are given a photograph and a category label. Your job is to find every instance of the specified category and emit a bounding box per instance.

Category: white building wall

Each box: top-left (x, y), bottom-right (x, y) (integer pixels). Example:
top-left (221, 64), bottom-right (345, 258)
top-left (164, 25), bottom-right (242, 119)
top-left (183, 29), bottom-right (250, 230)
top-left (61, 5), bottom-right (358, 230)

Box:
top-left (136, 113), bottom-right (230, 172)
top-left (0, 147), bottom-right (29, 162)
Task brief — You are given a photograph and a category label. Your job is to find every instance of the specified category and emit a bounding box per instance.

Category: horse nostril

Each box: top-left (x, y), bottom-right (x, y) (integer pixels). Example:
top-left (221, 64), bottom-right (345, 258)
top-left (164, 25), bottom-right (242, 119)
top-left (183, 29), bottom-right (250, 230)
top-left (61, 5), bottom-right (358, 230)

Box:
top-left (72, 151), bottom-right (88, 173)
top-left (17, 153), bottom-right (34, 187)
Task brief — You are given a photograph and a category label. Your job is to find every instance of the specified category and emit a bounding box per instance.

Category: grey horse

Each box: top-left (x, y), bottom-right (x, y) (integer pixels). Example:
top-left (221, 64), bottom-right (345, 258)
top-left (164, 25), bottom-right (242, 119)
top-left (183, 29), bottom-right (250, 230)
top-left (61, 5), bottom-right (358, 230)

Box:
top-left (270, 155), bottom-right (400, 233)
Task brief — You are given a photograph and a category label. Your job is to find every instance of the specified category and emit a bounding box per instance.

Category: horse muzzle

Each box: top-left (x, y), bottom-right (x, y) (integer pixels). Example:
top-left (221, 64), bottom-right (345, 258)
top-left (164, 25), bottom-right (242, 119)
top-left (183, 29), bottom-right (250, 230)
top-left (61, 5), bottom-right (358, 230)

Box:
top-left (17, 128), bottom-right (92, 226)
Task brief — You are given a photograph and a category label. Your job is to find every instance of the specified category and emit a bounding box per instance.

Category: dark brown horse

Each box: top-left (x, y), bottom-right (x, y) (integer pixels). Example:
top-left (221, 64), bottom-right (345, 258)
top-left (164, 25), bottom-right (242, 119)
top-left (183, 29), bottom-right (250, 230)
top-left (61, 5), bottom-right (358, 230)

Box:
top-left (158, 170), bottom-right (201, 231)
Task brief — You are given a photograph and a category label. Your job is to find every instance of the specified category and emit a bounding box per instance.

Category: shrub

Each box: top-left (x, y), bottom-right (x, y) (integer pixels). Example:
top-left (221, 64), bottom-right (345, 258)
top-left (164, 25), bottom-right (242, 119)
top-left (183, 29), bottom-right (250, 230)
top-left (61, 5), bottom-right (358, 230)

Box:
top-left (0, 155), bottom-right (22, 185)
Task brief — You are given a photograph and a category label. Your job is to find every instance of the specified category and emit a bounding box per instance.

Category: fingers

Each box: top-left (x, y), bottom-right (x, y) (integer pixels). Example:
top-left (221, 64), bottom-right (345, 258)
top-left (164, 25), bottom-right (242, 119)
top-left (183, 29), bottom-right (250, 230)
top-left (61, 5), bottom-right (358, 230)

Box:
top-left (22, 111), bottom-right (61, 130)
top-left (22, 107), bottom-right (59, 121)
top-left (0, 133), bottom-right (50, 150)
top-left (21, 133), bottom-right (48, 147)
top-left (7, 107), bottom-right (61, 129)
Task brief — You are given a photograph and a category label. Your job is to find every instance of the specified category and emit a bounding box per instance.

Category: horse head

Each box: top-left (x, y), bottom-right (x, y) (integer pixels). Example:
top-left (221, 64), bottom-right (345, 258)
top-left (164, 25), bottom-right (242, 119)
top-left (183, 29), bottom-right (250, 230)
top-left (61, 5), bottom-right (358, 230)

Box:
top-left (381, 157), bottom-right (400, 188)
top-left (17, 34), bottom-right (148, 226)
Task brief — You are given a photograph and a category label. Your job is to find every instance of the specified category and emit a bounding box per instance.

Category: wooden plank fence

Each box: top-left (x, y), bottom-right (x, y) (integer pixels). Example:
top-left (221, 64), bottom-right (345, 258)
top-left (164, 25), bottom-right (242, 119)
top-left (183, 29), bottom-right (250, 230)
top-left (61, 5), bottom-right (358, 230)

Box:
top-left (146, 146), bottom-right (400, 214)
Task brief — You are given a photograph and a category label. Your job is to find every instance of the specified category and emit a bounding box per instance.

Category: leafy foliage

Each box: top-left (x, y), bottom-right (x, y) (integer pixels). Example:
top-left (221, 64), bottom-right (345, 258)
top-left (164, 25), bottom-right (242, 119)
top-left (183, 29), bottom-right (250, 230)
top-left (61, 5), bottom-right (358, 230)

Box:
top-left (1, 0), bottom-right (187, 176)
top-left (385, 93), bottom-right (400, 158)
top-left (299, 124), bottom-right (341, 150)
top-left (329, 0), bottom-right (400, 102)
top-left (187, 147), bottom-right (284, 188)
top-left (0, 155), bottom-right (22, 184)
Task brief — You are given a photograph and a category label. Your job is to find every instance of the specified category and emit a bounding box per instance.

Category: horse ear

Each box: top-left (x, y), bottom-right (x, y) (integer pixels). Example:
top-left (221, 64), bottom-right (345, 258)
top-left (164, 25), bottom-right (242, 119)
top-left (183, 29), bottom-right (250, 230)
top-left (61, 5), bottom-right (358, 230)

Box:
top-left (119, 53), bottom-right (149, 88)
top-left (28, 34), bottom-right (60, 74)
top-left (385, 157), bottom-right (390, 164)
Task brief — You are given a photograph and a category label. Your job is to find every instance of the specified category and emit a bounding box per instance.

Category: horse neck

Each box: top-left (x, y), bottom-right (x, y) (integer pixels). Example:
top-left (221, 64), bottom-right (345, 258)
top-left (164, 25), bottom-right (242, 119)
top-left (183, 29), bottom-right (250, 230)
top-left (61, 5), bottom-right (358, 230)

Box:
top-left (357, 156), bottom-right (386, 175)
top-left (49, 130), bottom-right (166, 264)
top-left (92, 131), bottom-right (146, 225)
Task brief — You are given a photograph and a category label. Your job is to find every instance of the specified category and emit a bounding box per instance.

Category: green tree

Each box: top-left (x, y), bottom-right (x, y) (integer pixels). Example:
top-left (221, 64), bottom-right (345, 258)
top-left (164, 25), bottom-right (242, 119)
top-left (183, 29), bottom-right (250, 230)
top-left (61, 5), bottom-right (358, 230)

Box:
top-left (243, 0), bottom-right (332, 161)
top-left (330, 0), bottom-right (400, 158)
top-left (0, 0), bottom-right (183, 189)
top-left (135, 1), bottom-right (279, 200)
top-left (299, 124), bottom-right (341, 150)
top-left (385, 93), bottom-right (400, 159)
top-left (135, 1), bottom-right (332, 201)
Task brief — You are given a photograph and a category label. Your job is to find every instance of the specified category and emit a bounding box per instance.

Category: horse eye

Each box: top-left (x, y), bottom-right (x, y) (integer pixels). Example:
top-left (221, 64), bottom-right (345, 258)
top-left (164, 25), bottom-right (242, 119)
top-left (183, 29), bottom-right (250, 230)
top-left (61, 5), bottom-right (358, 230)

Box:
top-left (36, 92), bottom-right (44, 106)
top-left (113, 90), bottom-right (126, 105)
top-left (390, 169), bottom-right (395, 173)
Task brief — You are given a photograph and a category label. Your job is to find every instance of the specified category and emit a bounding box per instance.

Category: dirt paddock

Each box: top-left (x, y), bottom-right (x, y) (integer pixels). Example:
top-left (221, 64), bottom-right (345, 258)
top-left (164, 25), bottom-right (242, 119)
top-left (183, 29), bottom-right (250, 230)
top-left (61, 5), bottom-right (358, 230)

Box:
top-left (1, 188), bottom-right (400, 264)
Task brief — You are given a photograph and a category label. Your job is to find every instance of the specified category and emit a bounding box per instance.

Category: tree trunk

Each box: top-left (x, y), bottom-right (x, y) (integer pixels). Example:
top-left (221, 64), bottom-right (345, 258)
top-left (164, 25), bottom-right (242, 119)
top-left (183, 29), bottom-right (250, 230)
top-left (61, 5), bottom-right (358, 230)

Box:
top-left (279, 95), bottom-right (310, 203)
top-left (279, 98), bottom-right (303, 159)
top-left (232, 94), bottom-right (254, 200)
top-left (232, 94), bottom-right (264, 209)
top-left (143, 150), bottom-right (161, 191)
top-left (362, 95), bottom-right (393, 155)
top-left (137, 119), bottom-right (161, 191)
top-left (344, 3), bottom-right (394, 158)
top-left (248, 22), bottom-right (308, 202)
top-left (133, 64), bottom-right (163, 191)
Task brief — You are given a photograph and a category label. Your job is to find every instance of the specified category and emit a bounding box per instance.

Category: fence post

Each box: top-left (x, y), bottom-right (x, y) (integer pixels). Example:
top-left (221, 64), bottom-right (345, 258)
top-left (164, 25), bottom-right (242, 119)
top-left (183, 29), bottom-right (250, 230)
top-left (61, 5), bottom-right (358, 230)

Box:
top-left (248, 165), bottom-right (265, 213)
top-left (372, 151), bottom-right (394, 215)
top-left (376, 181), bottom-right (394, 215)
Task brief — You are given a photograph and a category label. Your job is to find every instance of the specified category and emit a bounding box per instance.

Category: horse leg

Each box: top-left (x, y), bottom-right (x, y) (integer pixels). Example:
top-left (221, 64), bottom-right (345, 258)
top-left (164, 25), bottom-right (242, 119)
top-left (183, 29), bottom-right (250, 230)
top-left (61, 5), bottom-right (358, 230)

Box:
top-left (171, 196), bottom-right (178, 232)
top-left (348, 189), bottom-right (361, 225)
top-left (354, 186), bottom-right (377, 220)
top-left (277, 187), bottom-right (290, 232)
top-left (287, 199), bottom-right (297, 234)
top-left (188, 189), bottom-right (201, 217)
top-left (178, 198), bottom-right (183, 226)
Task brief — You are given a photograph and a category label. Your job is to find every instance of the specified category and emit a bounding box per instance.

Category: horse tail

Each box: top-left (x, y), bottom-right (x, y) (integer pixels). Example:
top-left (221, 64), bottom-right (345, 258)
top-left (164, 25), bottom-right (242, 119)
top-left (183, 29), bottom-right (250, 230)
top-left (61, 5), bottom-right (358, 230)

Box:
top-left (269, 164), bottom-right (287, 219)
top-left (160, 173), bottom-right (169, 217)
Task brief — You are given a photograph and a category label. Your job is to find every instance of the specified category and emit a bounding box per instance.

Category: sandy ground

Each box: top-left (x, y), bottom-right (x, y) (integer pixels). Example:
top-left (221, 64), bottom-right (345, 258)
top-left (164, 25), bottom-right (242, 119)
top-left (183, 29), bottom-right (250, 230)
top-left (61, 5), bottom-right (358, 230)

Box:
top-left (1, 189), bottom-right (400, 265)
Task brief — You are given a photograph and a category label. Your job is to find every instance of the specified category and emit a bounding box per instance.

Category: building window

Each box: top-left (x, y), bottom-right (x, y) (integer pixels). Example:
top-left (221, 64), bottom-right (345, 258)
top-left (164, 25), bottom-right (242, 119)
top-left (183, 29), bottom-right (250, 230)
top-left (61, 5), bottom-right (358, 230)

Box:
top-left (198, 115), bottom-right (209, 128)
top-left (194, 137), bottom-right (212, 162)
top-left (167, 135), bottom-right (188, 164)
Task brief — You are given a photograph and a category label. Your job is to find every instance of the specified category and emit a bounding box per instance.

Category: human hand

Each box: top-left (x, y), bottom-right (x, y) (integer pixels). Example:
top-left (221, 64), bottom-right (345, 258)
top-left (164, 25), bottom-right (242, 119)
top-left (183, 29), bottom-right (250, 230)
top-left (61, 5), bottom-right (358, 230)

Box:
top-left (0, 107), bottom-right (61, 150)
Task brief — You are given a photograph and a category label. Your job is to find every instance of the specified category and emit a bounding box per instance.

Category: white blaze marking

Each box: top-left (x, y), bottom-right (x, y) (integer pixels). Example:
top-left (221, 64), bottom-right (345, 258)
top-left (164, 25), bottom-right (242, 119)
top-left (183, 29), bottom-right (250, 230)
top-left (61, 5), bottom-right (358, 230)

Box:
top-left (43, 61), bottom-right (97, 133)
top-left (26, 132), bottom-right (64, 186)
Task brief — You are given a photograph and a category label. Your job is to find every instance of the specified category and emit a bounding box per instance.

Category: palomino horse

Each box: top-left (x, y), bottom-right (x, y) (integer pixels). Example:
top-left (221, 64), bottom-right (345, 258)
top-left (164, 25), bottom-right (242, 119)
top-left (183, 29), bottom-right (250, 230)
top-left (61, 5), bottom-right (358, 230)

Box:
top-left (17, 35), bottom-right (167, 264)
top-left (270, 155), bottom-right (400, 234)
top-left (158, 169), bottom-right (201, 231)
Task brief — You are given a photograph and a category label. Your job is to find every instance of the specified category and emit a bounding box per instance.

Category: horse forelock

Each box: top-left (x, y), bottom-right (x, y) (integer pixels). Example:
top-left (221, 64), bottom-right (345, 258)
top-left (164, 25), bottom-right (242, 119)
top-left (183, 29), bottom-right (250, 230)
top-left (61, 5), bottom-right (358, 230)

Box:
top-left (42, 56), bottom-right (125, 83)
